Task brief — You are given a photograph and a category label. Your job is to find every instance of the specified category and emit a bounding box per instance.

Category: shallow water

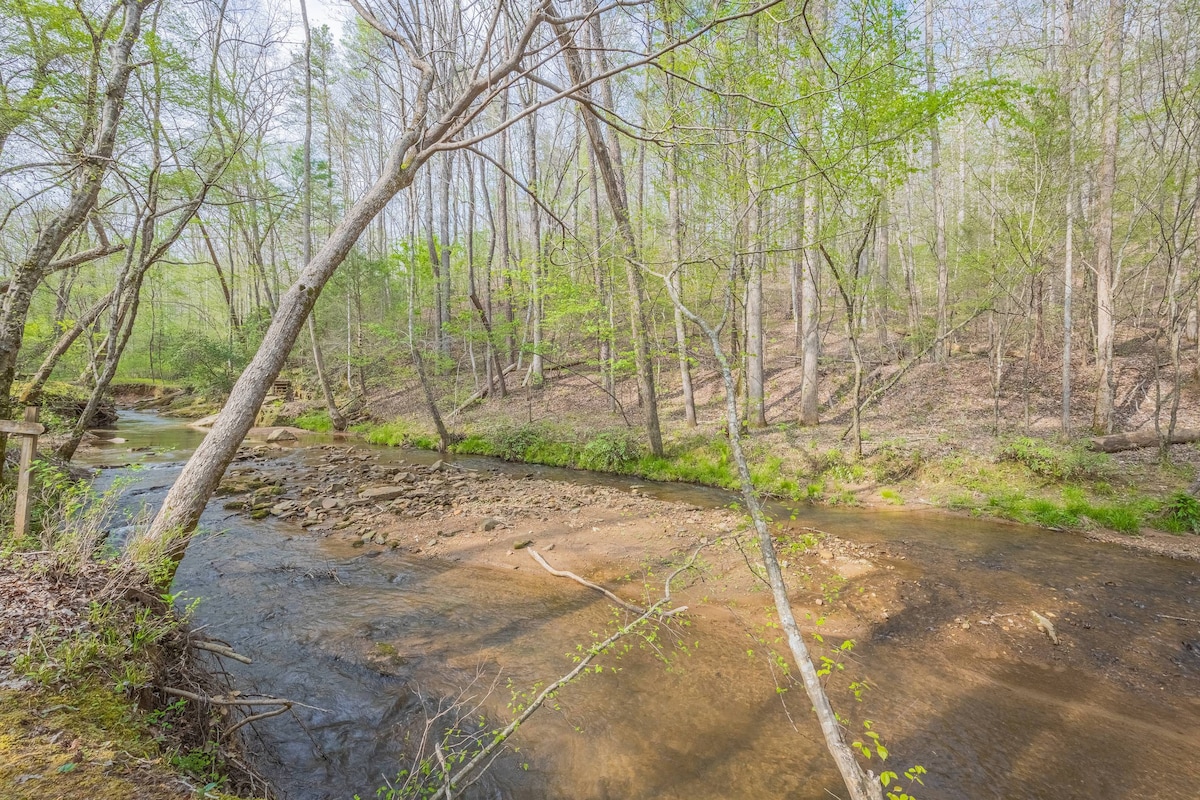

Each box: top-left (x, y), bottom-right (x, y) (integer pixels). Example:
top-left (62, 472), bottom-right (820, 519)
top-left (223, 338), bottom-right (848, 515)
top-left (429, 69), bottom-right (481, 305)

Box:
top-left (84, 412), bottom-right (1200, 799)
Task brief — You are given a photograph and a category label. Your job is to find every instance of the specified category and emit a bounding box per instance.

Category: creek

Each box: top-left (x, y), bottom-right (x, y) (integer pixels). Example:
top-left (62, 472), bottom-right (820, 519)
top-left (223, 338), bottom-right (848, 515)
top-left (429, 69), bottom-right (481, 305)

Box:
top-left (81, 411), bottom-right (1200, 799)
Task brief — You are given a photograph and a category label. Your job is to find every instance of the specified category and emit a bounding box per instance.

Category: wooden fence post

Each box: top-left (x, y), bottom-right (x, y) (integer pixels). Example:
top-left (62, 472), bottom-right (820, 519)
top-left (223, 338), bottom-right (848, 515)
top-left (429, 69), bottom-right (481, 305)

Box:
top-left (1, 406), bottom-right (44, 538)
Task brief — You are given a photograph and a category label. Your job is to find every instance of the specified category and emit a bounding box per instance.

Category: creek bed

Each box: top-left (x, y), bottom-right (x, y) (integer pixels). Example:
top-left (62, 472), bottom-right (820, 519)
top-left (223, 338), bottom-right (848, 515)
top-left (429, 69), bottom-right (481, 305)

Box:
top-left (82, 411), bottom-right (1200, 800)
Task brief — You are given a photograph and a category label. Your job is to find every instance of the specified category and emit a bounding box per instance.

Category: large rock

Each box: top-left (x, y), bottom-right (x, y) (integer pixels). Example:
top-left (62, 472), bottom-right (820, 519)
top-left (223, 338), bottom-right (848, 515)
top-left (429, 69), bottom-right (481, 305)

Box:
top-left (266, 428), bottom-right (298, 442)
top-left (359, 486), bottom-right (406, 502)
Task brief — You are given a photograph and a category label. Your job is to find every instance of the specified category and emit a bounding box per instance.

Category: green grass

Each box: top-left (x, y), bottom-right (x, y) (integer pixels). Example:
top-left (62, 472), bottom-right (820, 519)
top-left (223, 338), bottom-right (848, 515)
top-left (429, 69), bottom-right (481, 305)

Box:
top-left (996, 436), bottom-right (1113, 482)
top-left (974, 487), bottom-right (1151, 534)
top-left (293, 409), bottom-right (333, 432)
top-left (355, 419), bottom-right (440, 451)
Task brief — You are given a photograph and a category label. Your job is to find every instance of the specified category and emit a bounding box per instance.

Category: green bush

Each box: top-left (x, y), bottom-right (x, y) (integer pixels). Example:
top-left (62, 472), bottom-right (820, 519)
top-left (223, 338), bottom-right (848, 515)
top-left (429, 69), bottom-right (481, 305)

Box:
top-left (1083, 503), bottom-right (1143, 534)
top-left (1157, 492), bottom-right (1200, 534)
top-left (160, 331), bottom-right (255, 395)
top-left (577, 431), bottom-right (643, 472)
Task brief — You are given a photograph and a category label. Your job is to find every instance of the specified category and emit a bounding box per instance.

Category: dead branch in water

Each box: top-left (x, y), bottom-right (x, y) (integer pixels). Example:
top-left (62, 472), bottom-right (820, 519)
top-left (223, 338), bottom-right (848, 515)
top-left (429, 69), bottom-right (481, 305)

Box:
top-left (191, 639), bottom-right (252, 664)
top-left (527, 547), bottom-right (689, 617)
top-left (425, 543), bottom-right (708, 800)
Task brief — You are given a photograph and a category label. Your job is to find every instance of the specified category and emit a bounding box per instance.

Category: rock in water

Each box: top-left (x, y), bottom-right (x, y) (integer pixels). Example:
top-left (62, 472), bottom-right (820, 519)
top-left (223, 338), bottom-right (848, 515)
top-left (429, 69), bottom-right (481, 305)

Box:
top-left (267, 428), bottom-right (298, 442)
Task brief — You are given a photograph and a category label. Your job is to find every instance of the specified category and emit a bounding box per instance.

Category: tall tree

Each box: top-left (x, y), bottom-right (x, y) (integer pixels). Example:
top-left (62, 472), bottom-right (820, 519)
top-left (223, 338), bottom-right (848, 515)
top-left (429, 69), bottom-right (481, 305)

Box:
top-left (1092, 0), bottom-right (1125, 433)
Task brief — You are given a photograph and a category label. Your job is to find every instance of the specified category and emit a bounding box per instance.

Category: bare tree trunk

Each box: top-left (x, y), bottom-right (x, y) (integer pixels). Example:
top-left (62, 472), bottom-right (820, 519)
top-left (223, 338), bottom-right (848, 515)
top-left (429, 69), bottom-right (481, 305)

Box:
top-left (746, 182), bottom-right (766, 428)
top-left (425, 168), bottom-right (443, 345)
top-left (554, 11), bottom-right (664, 457)
top-left (468, 154), bottom-right (507, 398)
top-left (438, 151), bottom-right (453, 357)
top-left (822, 205), bottom-right (878, 458)
top-left (798, 0), bottom-right (825, 426)
top-left (197, 215), bottom-right (241, 334)
top-left (413, 344), bottom-right (450, 452)
top-left (1092, 0), bottom-right (1124, 433)
top-left (498, 89), bottom-right (516, 367)
top-left (301, 0), bottom-right (346, 433)
top-left (901, 177), bottom-right (921, 342)
top-left (668, 146), bottom-right (696, 427)
top-left (1060, 0), bottom-right (1076, 436)
top-left (527, 105), bottom-right (544, 382)
top-left (874, 186), bottom-right (891, 353)
top-left (926, 0), bottom-right (949, 362)
top-left (799, 192), bottom-right (821, 425)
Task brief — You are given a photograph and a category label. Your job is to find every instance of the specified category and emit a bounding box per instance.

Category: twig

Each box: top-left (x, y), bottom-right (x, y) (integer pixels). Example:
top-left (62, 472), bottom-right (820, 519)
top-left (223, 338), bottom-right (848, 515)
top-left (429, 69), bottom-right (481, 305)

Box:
top-left (1156, 614), bottom-right (1200, 624)
top-left (160, 686), bottom-right (327, 712)
top-left (192, 640), bottom-right (252, 664)
top-left (226, 704), bottom-right (293, 734)
top-left (430, 543), bottom-right (707, 800)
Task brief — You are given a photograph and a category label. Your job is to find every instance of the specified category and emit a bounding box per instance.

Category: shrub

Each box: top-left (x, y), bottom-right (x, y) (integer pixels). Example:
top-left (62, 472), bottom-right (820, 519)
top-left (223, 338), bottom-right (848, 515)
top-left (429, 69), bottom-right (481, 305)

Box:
top-left (577, 431), bottom-right (642, 472)
top-left (1083, 503), bottom-right (1142, 534)
top-left (1157, 492), bottom-right (1200, 534)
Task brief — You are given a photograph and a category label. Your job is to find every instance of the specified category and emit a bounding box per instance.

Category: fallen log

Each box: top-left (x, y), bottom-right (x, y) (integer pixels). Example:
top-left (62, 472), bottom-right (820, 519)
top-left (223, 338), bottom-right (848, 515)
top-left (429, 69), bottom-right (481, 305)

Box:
top-left (1088, 428), bottom-right (1200, 453)
top-left (448, 363), bottom-right (517, 418)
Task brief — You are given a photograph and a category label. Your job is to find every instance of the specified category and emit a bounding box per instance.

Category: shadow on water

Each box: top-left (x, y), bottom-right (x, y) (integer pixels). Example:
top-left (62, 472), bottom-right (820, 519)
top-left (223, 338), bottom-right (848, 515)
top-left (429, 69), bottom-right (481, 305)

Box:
top-left (80, 412), bottom-right (1200, 800)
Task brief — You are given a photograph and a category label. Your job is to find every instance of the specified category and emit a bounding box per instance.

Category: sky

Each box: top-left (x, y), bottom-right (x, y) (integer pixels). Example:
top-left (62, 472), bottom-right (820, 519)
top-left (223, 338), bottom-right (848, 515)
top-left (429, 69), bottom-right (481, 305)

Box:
top-left (286, 0), bottom-right (347, 41)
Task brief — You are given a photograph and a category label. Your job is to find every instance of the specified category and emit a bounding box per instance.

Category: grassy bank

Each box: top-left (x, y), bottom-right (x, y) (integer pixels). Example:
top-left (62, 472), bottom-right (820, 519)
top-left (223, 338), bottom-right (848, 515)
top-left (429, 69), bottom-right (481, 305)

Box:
top-left (0, 470), bottom-right (263, 800)
top-left (344, 413), bottom-right (1200, 540)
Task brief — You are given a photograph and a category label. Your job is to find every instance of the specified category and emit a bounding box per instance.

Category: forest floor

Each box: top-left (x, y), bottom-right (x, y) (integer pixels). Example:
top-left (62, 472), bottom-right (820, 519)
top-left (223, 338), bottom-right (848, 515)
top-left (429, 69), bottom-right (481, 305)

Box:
top-left (320, 328), bottom-right (1200, 561)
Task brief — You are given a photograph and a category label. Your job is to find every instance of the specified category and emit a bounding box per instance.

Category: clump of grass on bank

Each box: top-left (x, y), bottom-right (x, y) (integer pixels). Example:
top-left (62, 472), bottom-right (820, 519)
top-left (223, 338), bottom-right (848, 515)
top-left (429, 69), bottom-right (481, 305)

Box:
top-left (0, 466), bottom-right (264, 800)
top-left (947, 487), bottom-right (1155, 534)
top-left (293, 409), bottom-right (333, 432)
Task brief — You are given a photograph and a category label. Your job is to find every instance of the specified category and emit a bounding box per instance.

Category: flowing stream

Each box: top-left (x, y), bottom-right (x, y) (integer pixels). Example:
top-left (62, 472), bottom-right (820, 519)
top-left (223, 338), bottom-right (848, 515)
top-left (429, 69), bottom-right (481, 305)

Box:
top-left (82, 412), bottom-right (1200, 799)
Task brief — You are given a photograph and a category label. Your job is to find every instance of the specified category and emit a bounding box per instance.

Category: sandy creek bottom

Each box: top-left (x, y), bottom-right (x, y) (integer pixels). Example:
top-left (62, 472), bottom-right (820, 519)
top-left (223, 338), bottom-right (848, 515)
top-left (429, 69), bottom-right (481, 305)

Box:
top-left (83, 412), bottom-right (1200, 799)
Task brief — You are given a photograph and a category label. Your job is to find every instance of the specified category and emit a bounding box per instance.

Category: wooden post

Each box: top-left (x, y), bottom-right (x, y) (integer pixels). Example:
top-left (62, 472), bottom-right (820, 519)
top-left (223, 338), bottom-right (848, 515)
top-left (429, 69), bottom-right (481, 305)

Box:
top-left (1, 407), bottom-right (44, 538)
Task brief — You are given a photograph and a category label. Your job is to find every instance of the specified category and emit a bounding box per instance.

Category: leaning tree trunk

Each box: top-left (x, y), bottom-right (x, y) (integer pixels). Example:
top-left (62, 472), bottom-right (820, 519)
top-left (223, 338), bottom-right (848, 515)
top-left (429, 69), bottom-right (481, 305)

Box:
top-left (19, 291), bottom-right (114, 405)
top-left (149, 0), bottom-right (549, 544)
top-left (412, 344), bottom-right (450, 452)
top-left (662, 271), bottom-right (885, 800)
